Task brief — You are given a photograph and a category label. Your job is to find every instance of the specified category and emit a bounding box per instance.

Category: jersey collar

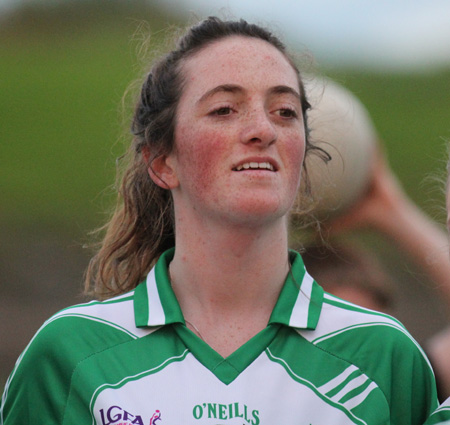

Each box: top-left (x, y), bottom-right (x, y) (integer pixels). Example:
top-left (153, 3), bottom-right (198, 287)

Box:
top-left (134, 248), bottom-right (323, 330)
top-left (268, 250), bottom-right (323, 330)
top-left (134, 248), bottom-right (184, 328)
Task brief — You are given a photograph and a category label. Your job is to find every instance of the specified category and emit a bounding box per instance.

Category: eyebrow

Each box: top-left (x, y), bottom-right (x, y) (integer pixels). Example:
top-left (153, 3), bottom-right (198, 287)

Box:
top-left (268, 85), bottom-right (301, 101)
top-left (197, 84), bottom-right (243, 104)
top-left (196, 84), bottom-right (301, 105)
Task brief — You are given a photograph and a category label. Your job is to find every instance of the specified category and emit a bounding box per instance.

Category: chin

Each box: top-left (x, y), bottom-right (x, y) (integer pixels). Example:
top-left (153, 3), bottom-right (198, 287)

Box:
top-left (229, 200), bottom-right (289, 225)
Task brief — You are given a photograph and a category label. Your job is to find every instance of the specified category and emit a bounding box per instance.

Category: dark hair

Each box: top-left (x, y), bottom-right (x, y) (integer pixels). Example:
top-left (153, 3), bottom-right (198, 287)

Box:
top-left (85, 16), bottom-right (329, 299)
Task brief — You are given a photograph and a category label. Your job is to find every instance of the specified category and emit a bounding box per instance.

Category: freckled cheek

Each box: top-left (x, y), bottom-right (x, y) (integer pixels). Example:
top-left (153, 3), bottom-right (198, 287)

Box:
top-left (177, 129), bottom-right (230, 193)
top-left (286, 135), bottom-right (306, 183)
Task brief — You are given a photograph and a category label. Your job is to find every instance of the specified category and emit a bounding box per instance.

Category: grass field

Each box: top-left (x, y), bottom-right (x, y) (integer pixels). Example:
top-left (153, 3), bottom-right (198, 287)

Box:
top-left (0, 1), bottom-right (177, 231)
top-left (1, 2), bottom-right (449, 233)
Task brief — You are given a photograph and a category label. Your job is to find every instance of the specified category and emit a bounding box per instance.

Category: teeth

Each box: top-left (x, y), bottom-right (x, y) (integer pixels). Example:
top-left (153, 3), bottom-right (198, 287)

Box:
top-left (235, 162), bottom-right (274, 171)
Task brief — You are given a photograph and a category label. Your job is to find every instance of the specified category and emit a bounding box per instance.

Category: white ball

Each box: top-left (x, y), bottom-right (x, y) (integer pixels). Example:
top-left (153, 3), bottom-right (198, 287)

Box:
top-left (301, 76), bottom-right (378, 220)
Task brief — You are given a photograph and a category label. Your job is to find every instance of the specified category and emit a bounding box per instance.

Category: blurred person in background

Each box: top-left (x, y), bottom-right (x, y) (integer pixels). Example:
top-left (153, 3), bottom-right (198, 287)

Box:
top-left (323, 146), bottom-right (450, 403)
top-left (301, 240), bottom-right (395, 314)
top-left (1, 17), bottom-right (437, 424)
top-left (291, 75), bottom-right (450, 403)
top-left (294, 75), bottom-right (450, 424)
top-left (417, 160), bottom-right (450, 424)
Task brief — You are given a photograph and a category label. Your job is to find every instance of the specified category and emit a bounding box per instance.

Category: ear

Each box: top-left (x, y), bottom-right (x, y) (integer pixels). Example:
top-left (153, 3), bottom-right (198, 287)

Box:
top-left (142, 147), bottom-right (179, 190)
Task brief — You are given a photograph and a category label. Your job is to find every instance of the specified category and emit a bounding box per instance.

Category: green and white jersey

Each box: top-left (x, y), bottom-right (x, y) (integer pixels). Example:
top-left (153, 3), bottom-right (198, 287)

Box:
top-left (425, 398), bottom-right (450, 425)
top-left (1, 249), bottom-right (437, 425)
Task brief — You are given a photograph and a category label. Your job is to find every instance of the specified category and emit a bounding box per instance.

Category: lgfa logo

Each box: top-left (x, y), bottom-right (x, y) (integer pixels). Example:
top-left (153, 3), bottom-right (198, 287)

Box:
top-left (99, 406), bottom-right (162, 425)
top-left (150, 410), bottom-right (161, 425)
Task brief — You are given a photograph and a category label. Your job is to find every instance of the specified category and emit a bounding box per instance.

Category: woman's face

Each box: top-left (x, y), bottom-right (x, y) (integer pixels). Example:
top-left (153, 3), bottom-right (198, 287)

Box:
top-left (167, 36), bottom-right (306, 227)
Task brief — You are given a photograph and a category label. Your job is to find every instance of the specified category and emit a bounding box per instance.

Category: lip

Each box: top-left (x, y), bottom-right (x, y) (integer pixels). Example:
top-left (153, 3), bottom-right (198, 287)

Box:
top-left (232, 157), bottom-right (279, 172)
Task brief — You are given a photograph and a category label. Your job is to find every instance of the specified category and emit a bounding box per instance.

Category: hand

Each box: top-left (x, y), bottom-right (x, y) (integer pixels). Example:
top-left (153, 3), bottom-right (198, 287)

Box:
top-left (325, 144), bottom-right (409, 235)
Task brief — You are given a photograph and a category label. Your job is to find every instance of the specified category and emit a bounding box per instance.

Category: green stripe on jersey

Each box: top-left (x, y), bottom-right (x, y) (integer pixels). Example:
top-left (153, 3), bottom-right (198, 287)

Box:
top-left (266, 326), bottom-right (389, 424)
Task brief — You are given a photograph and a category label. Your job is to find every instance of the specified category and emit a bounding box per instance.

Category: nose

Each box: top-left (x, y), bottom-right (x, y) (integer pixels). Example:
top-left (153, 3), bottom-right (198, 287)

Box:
top-left (240, 108), bottom-right (277, 147)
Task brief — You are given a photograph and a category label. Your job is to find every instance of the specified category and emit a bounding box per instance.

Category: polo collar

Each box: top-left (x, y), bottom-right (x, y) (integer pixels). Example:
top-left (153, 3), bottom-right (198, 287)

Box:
top-left (134, 248), bottom-right (323, 330)
top-left (134, 248), bottom-right (184, 328)
top-left (268, 250), bottom-right (323, 330)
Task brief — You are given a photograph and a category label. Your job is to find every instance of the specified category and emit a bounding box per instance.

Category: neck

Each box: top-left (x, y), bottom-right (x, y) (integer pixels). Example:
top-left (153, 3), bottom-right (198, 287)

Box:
top-left (167, 206), bottom-right (293, 356)
top-left (169, 216), bottom-right (290, 325)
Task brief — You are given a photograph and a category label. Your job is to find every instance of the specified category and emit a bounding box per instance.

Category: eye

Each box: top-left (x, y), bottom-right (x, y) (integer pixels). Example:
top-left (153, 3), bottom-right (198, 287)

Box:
top-left (277, 108), bottom-right (298, 118)
top-left (212, 106), bottom-right (233, 116)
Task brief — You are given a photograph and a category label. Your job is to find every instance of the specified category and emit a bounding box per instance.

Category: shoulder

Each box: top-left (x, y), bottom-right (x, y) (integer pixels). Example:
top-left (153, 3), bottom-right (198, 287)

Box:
top-left (300, 292), bottom-right (437, 420)
top-left (307, 291), bottom-right (425, 353)
top-left (7, 292), bottom-right (138, 377)
top-left (19, 290), bottom-right (154, 368)
top-left (27, 292), bottom-right (138, 349)
top-left (1, 291), bottom-right (155, 424)
top-left (47, 291), bottom-right (141, 337)
top-left (307, 292), bottom-right (431, 370)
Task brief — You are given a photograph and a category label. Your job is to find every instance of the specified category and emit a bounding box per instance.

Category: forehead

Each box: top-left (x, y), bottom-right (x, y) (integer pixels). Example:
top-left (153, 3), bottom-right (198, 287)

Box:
top-left (179, 35), bottom-right (300, 98)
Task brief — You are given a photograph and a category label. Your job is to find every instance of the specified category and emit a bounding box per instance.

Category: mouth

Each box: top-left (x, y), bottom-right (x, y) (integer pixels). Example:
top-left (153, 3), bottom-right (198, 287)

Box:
top-left (233, 161), bottom-right (276, 172)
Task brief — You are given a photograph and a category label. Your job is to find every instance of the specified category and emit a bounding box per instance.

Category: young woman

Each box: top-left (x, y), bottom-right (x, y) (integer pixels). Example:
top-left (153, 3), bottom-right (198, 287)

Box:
top-left (1, 17), bottom-right (437, 425)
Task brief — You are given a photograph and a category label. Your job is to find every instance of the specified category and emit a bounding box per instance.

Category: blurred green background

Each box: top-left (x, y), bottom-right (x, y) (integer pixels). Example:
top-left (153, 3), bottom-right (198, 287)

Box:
top-left (1, 0), bottom-right (449, 387)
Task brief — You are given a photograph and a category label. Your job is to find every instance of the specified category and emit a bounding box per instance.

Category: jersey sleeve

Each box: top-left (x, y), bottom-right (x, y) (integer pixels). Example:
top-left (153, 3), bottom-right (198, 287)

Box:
top-left (1, 313), bottom-right (133, 424)
top-left (385, 328), bottom-right (438, 424)
top-left (1, 317), bottom-right (76, 424)
top-left (314, 317), bottom-right (439, 424)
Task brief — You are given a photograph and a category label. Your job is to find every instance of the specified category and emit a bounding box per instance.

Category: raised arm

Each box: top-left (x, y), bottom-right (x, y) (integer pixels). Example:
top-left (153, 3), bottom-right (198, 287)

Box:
top-left (326, 147), bottom-right (450, 308)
